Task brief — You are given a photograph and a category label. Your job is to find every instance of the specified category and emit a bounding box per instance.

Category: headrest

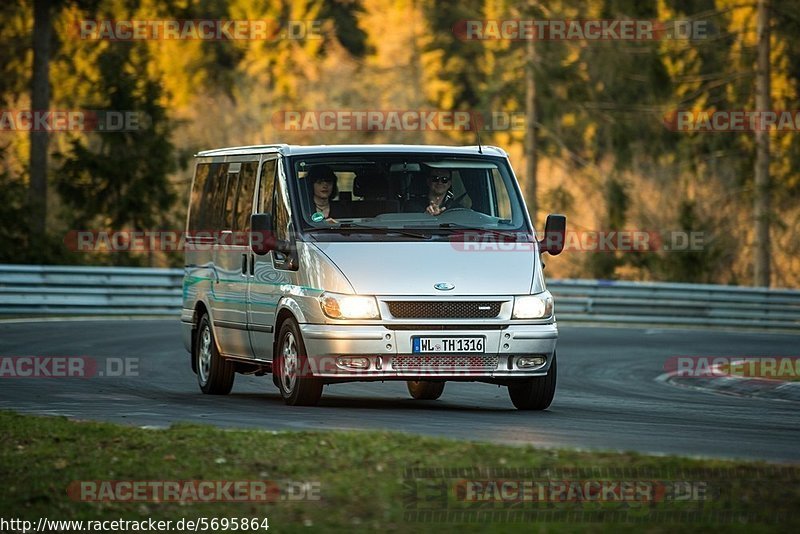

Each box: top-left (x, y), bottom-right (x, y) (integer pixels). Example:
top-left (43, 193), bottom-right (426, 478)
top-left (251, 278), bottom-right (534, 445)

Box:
top-left (353, 170), bottom-right (390, 199)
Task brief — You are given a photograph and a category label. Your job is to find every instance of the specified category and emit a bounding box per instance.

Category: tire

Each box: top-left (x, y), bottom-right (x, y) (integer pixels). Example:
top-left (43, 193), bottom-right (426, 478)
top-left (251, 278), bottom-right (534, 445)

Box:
top-left (407, 380), bottom-right (445, 400)
top-left (274, 318), bottom-right (323, 406)
top-left (507, 352), bottom-right (557, 410)
top-left (195, 314), bottom-right (235, 395)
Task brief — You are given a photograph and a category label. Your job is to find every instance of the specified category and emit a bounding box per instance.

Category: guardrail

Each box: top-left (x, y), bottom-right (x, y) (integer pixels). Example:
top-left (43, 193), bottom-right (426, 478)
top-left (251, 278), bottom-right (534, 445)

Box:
top-left (552, 279), bottom-right (800, 331)
top-left (1, 265), bottom-right (799, 331)
top-left (0, 264), bottom-right (182, 316)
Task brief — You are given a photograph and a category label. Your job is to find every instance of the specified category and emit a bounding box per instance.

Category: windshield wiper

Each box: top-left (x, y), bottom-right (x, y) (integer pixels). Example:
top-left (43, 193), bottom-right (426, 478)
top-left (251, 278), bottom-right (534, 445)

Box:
top-left (305, 222), bottom-right (431, 239)
top-left (436, 222), bottom-right (532, 241)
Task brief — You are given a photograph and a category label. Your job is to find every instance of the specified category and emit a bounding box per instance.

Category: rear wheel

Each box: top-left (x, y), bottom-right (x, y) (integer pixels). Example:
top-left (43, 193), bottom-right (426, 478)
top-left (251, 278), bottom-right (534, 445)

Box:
top-left (274, 319), bottom-right (323, 406)
top-left (407, 380), bottom-right (445, 400)
top-left (507, 353), bottom-right (557, 410)
top-left (195, 314), bottom-right (235, 395)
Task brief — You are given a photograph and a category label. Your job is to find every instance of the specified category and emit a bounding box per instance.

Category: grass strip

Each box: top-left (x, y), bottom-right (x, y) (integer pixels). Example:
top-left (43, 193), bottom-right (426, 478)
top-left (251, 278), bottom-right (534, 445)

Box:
top-left (0, 411), bottom-right (798, 533)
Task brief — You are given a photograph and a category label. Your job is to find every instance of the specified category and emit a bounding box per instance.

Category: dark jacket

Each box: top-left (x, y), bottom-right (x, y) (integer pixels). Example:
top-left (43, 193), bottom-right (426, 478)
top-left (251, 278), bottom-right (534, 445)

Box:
top-left (403, 190), bottom-right (455, 213)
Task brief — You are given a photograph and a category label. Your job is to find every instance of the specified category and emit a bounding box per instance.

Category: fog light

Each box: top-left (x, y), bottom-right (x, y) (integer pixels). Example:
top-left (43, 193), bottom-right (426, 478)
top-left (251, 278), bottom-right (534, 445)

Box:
top-left (336, 357), bottom-right (370, 370)
top-left (517, 356), bottom-right (546, 369)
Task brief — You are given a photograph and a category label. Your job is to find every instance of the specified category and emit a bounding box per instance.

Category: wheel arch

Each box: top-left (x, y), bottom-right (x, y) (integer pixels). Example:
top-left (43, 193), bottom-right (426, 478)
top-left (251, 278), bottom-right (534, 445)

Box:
top-left (273, 306), bottom-right (299, 360)
top-left (191, 299), bottom-right (219, 373)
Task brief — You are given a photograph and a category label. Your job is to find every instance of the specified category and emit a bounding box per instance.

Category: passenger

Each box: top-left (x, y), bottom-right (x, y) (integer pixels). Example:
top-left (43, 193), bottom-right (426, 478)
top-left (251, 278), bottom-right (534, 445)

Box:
top-left (307, 165), bottom-right (338, 220)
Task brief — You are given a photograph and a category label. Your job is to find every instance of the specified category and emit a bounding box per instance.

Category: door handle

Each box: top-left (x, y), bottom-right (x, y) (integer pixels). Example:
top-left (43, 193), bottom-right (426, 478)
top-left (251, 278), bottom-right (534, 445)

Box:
top-left (219, 230), bottom-right (233, 245)
top-left (241, 253), bottom-right (248, 275)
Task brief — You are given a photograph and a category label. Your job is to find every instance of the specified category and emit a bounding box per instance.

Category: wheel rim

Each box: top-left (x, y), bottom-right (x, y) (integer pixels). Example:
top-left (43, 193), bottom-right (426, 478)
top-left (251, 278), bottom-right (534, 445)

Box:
top-left (281, 331), bottom-right (298, 394)
top-left (198, 325), bottom-right (212, 385)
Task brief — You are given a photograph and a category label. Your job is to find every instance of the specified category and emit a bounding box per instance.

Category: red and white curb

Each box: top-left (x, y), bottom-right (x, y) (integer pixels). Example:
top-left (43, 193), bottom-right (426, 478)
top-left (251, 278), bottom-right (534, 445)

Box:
top-left (656, 359), bottom-right (800, 402)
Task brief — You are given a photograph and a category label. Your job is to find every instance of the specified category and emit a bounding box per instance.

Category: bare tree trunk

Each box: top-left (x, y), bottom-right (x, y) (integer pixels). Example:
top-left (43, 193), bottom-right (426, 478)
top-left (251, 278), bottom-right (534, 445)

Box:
top-left (524, 31), bottom-right (538, 226)
top-left (409, 0), bottom-right (425, 143)
top-left (753, 0), bottom-right (771, 287)
top-left (29, 0), bottom-right (52, 244)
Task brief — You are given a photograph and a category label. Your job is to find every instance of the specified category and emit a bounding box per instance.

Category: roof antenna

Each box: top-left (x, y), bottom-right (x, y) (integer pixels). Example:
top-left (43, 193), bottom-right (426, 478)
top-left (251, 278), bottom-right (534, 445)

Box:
top-left (470, 112), bottom-right (482, 154)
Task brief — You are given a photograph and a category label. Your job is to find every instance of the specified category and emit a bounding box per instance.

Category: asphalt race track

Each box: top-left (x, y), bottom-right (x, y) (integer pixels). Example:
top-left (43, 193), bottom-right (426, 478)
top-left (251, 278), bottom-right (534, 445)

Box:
top-left (1, 320), bottom-right (798, 463)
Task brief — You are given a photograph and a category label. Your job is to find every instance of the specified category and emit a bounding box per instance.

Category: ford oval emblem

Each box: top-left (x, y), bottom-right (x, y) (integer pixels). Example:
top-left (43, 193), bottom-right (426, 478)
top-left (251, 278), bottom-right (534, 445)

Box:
top-left (434, 282), bottom-right (455, 291)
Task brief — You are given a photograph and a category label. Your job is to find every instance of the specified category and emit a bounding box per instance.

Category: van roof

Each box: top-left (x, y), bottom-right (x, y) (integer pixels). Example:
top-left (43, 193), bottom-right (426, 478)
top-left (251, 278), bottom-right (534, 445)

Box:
top-left (195, 144), bottom-right (508, 158)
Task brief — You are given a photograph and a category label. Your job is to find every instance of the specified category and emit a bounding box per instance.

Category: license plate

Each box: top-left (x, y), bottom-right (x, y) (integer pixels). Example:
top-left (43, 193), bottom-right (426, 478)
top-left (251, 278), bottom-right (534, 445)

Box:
top-left (412, 337), bottom-right (485, 353)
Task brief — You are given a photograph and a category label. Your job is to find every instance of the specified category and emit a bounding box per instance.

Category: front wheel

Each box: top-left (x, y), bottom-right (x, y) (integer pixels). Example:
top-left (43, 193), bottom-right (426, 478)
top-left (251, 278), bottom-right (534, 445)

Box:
top-left (274, 319), bottom-right (323, 406)
top-left (195, 314), bottom-right (235, 395)
top-left (507, 353), bottom-right (557, 410)
top-left (407, 380), bottom-right (445, 400)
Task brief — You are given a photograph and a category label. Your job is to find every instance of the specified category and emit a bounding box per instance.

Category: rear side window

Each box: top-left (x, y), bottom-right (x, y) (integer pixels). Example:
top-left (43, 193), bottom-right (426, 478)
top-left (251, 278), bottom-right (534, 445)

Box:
top-left (204, 163), bottom-right (228, 231)
top-left (188, 162), bottom-right (228, 231)
top-left (222, 165), bottom-right (240, 231)
top-left (187, 163), bottom-right (210, 231)
top-left (188, 162), bottom-right (226, 231)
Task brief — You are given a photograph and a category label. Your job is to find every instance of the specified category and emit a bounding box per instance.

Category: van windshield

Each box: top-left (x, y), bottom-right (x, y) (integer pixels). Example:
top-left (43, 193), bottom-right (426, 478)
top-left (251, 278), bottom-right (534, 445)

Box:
top-left (289, 153), bottom-right (531, 240)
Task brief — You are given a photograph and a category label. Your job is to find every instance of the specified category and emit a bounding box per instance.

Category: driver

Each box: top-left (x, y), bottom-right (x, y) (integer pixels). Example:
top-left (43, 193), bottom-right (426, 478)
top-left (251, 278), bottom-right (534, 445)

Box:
top-left (425, 168), bottom-right (454, 215)
top-left (404, 167), bottom-right (455, 215)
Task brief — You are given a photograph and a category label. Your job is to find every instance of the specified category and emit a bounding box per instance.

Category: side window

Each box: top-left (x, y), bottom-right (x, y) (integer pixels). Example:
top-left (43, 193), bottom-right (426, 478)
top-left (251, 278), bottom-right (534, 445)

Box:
top-left (222, 164), bottom-right (240, 231)
top-left (273, 164), bottom-right (291, 243)
top-left (258, 159), bottom-right (277, 213)
top-left (204, 163), bottom-right (228, 231)
top-left (450, 171), bottom-right (471, 209)
top-left (492, 169), bottom-right (512, 219)
top-left (188, 162), bottom-right (209, 231)
top-left (233, 162), bottom-right (258, 232)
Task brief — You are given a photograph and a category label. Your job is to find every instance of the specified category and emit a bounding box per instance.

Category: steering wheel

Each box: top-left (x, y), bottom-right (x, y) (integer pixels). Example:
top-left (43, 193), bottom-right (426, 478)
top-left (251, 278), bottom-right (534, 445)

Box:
top-left (437, 207), bottom-right (472, 218)
top-left (445, 191), bottom-right (469, 208)
top-left (441, 207), bottom-right (470, 214)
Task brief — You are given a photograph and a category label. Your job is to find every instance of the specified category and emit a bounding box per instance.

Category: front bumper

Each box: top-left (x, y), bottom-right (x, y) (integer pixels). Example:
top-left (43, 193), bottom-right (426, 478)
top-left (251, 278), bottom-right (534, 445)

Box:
top-left (299, 322), bottom-right (557, 380)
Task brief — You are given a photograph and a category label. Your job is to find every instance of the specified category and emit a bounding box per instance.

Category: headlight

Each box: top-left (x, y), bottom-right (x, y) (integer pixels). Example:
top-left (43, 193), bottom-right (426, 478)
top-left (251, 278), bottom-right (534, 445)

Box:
top-left (512, 293), bottom-right (553, 319)
top-left (320, 292), bottom-right (380, 319)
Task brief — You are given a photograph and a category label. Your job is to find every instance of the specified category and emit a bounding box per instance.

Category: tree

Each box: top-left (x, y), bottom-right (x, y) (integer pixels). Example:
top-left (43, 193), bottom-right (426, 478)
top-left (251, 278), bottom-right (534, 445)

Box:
top-left (524, 11), bottom-right (538, 224)
top-left (587, 176), bottom-right (629, 279)
top-left (55, 34), bottom-right (176, 265)
top-left (753, 0), bottom-right (771, 286)
top-left (29, 0), bottom-right (52, 244)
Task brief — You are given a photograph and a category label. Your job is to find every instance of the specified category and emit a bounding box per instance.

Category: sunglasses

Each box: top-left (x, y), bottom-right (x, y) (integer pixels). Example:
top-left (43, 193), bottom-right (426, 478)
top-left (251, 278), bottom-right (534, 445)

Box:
top-left (431, 176), bottom-right (450, 184)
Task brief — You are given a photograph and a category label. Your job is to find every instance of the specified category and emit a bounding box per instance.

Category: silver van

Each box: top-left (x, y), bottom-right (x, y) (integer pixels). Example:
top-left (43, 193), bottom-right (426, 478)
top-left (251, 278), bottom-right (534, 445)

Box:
top-left (181, 144), bottom-right (565, 409)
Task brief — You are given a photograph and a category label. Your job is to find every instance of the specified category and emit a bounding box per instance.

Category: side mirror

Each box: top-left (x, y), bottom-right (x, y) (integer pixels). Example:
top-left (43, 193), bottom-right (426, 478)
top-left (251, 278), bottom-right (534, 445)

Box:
top-left (539, 214), bottom-right (566, 256)
top-left (250, 213), bottom-right (275, 255)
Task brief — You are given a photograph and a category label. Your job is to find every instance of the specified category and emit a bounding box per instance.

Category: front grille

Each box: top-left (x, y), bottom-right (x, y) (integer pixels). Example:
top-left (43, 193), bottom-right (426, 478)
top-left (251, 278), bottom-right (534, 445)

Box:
top-left (393, 354), bottom-right (499, 372)
top-left (387, 301), bottom-right (503, 319)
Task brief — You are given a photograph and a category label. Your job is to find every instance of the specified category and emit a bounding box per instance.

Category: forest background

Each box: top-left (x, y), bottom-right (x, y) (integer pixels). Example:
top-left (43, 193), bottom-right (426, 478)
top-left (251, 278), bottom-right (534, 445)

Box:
top-left (1, 0), bottom-right (799, 288)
